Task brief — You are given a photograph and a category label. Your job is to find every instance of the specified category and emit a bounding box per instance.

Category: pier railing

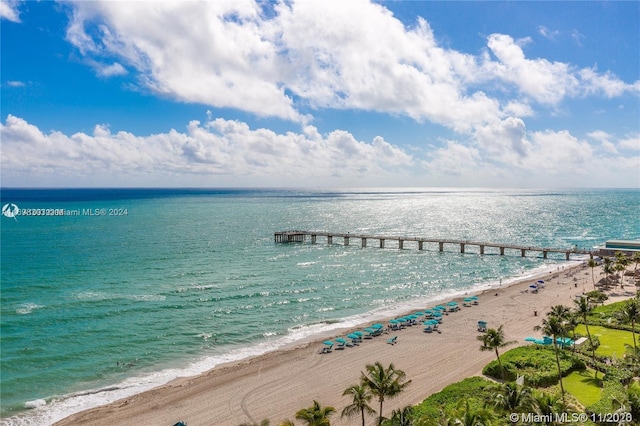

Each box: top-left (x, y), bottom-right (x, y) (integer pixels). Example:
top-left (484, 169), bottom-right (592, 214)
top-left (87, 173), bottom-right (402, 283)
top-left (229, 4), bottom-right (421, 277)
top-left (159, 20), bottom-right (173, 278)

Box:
top-left (274, 230), bottom-right (595, 260)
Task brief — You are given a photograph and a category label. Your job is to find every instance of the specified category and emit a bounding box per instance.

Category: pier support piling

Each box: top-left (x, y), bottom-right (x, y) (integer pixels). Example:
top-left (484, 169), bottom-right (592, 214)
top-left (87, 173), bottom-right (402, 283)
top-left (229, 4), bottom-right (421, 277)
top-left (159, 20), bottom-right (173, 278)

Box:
top-left (274, 231), bottom-right (594, 260)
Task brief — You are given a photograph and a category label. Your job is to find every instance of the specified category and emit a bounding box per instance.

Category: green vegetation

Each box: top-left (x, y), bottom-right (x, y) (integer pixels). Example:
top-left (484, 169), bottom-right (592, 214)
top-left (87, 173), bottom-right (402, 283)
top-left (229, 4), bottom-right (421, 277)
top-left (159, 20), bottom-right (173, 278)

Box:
top-left (244, 292), bottom-right (640, 425)
top-left (563, 369), bottom-right (602, 407)
top-left (411, 377), bottom-right (494, 420)
top-left (574, 324), bottom-right (635, 357)
top-left (482, 344), bottom-right (583, 386)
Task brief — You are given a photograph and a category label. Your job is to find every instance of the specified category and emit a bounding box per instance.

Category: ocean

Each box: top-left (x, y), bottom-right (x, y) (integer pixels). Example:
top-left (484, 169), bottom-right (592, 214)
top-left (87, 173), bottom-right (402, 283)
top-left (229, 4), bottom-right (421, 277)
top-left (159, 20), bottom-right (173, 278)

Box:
top-left (1, 188), bottom-right (638, 425)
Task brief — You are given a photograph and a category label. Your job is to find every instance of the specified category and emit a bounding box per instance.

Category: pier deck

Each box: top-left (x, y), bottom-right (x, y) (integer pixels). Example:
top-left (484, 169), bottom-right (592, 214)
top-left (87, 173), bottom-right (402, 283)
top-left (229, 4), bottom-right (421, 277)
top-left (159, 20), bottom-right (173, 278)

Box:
top-left (274, 230), bottom-right (594, 260)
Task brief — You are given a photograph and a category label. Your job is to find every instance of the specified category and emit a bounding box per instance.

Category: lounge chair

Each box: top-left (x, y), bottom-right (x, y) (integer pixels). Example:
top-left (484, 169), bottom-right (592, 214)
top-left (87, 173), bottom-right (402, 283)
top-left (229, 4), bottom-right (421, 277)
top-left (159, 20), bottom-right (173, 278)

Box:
top-left (335, 337), bottom-right (348, 349)
top-left (387, 336), bottom-right (398, 345)
top-left (423, 325), bottom-right (433, 333)
top-left (319, 341), bottom-right (334, 353)
top-left (347, 333), bottom-right (360, 346)
top-left (477, 321), bottom-right (487, 332)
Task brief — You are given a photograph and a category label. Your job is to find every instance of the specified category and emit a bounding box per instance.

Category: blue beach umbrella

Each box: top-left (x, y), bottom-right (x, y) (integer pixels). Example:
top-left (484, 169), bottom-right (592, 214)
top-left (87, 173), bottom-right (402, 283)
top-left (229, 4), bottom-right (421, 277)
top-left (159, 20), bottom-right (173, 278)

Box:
top-left (447, 301), bottom-right (458, 307)
top-left (432, 311), bottom-right (442, 317)
top-left (323, 340), bottom-right (334, 347)
top-left (347, 333), bottom-right (359, 339)
top-left (434, 305), bottom-right (446, 311)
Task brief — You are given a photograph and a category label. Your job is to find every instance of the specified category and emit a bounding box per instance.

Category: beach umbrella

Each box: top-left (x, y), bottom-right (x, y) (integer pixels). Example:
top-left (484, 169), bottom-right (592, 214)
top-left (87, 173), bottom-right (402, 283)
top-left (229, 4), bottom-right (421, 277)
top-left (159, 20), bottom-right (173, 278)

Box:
top-left (432, 311), bottom-right (442, 317)
top-left (537, 280), bottom-right (544, 284)
top-left (323, 340), bottom-right (333, 347)
top-left (447, 301), bottom-right (458, 307)
top-left (434, 305), bottom-right (446, 311)
top-left (423, 309), bottom-right (434, 315)
top-left (469, 295), bottom-right (479, 300)
top-left (335, 337), bottom-right (347, 344)
top-left (347, 333), bottom-right (359, 339)
top-left (372, 323), bottom-right (384, 329)
top-left (529, 285), bottom-right (537, 289)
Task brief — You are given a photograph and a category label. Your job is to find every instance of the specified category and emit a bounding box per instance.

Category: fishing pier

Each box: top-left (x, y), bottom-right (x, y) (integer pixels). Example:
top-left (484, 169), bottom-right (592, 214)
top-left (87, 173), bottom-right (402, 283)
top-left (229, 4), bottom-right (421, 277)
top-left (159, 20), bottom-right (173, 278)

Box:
top-left (274, 230), bottom-right (595, 260)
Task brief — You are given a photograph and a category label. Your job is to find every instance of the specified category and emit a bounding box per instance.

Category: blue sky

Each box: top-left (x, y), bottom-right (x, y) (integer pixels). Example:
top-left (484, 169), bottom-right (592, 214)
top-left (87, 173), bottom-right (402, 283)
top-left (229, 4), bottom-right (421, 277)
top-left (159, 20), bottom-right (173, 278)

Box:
top-left (1, 0), bottom-right (638, 188)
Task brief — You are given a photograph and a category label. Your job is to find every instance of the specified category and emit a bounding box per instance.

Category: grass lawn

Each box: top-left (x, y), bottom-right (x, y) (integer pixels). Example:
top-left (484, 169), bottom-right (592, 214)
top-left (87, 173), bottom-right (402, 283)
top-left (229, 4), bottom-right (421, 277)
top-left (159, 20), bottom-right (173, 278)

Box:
top-left (574, 324), bottom-right (635, 357)
top-left (564, 369), bottom-right (602, 407)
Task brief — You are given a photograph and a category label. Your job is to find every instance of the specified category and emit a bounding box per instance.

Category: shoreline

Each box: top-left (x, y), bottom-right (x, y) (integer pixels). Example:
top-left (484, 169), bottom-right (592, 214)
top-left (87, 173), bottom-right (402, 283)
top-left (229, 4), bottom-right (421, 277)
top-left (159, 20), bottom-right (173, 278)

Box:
top-left (2, 257), bottom-right (575, 425)
top-left (51, 261), bottom-right (637, 426)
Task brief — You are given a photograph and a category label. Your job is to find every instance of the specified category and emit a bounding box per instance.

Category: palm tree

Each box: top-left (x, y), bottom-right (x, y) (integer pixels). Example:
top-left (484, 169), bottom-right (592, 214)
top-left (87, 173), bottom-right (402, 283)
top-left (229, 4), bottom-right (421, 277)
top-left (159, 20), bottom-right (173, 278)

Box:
top-left (477, 325), bottom-right (516, 381)
top-left (603, 257), bottom-right (614, 286)
top-left (619, 298), bottom-right (640, 353)
top-left (588, 258), bottom-right (597, 290)
top-left (360, 362), bottom-right (412, 425)
top-left (294, 400), bottom-right (335, 426)
top-left (534, 316), bottom-right (568, 404)
top-left (615, 252), bottom-right (630, 287)
top-left (632, 252), bottom-right (640, 282)
top-left (450, 399), bottom-right (492, 426)
top-left (341, 384), bottom-right (376, 426)
top-left (492, 382), bottom-right (534, 413)
top-left (548, 305), bottom-right (571, 321)
top-left (574, 296), bottom-right (598, 378)
top-left (531, 391), bottom-right (566, 425)
top-left (385, 406), bottom-right (414, 426)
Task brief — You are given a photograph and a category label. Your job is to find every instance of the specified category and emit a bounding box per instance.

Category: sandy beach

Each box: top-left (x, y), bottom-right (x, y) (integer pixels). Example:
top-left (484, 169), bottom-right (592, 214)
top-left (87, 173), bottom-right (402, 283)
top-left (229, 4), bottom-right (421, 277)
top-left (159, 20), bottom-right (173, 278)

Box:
top-left (55, 263), bottom-right (636, 426)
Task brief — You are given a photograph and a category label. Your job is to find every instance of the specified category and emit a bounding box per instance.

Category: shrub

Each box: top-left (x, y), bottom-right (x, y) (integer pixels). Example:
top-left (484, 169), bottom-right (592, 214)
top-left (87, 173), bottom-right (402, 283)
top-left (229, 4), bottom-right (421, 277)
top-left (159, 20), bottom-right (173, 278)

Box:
top-left (482, 345), bottom-right (585, 386)
top-left (412, 377), bottom-right (494, 419)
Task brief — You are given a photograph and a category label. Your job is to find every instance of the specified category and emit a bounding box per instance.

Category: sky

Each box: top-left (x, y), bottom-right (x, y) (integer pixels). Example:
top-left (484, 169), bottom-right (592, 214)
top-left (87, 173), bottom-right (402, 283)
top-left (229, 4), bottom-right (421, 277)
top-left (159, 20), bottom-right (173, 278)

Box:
top-left (1, 0), bottom-right (639, 188)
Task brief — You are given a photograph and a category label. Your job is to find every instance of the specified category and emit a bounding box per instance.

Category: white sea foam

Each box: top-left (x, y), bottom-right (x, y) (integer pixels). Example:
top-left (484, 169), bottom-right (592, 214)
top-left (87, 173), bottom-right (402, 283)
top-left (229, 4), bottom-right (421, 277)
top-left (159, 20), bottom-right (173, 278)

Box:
top-left (15, 303), bottom-right (44, 315)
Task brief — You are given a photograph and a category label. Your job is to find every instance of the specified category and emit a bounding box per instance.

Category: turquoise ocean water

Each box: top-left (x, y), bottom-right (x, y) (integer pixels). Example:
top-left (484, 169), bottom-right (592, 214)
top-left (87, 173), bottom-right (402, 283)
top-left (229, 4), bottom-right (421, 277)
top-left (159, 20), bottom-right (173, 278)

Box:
top-left (1, 188), bottom-right (638, 425)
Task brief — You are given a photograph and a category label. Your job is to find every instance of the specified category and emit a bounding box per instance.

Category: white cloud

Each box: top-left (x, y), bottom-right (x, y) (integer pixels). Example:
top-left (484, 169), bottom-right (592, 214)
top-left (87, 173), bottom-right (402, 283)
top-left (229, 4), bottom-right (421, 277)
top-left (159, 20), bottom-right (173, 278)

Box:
top-left (617, 134), bottom-right (640, 152)
top-left (95, 61), bottom-right (127, 77)
top-left (579, 68), bottom-right (640, 98)
top-left (474, 117), bottom-right (529, 163)
top-left (7, 80), bottom-right (26, 87)
top-left (0, 115), bottom-right (413, 186)
top-left (0, 0), bottom-right (21, 22)
top-left (3, 115), bottom-right (637, 187)
top-left (537, 26), bottom-right (559, 40)
top-left (484, 34), bottom-right (579, 105)
top-left (61, 0), bottom-right (638, 136)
